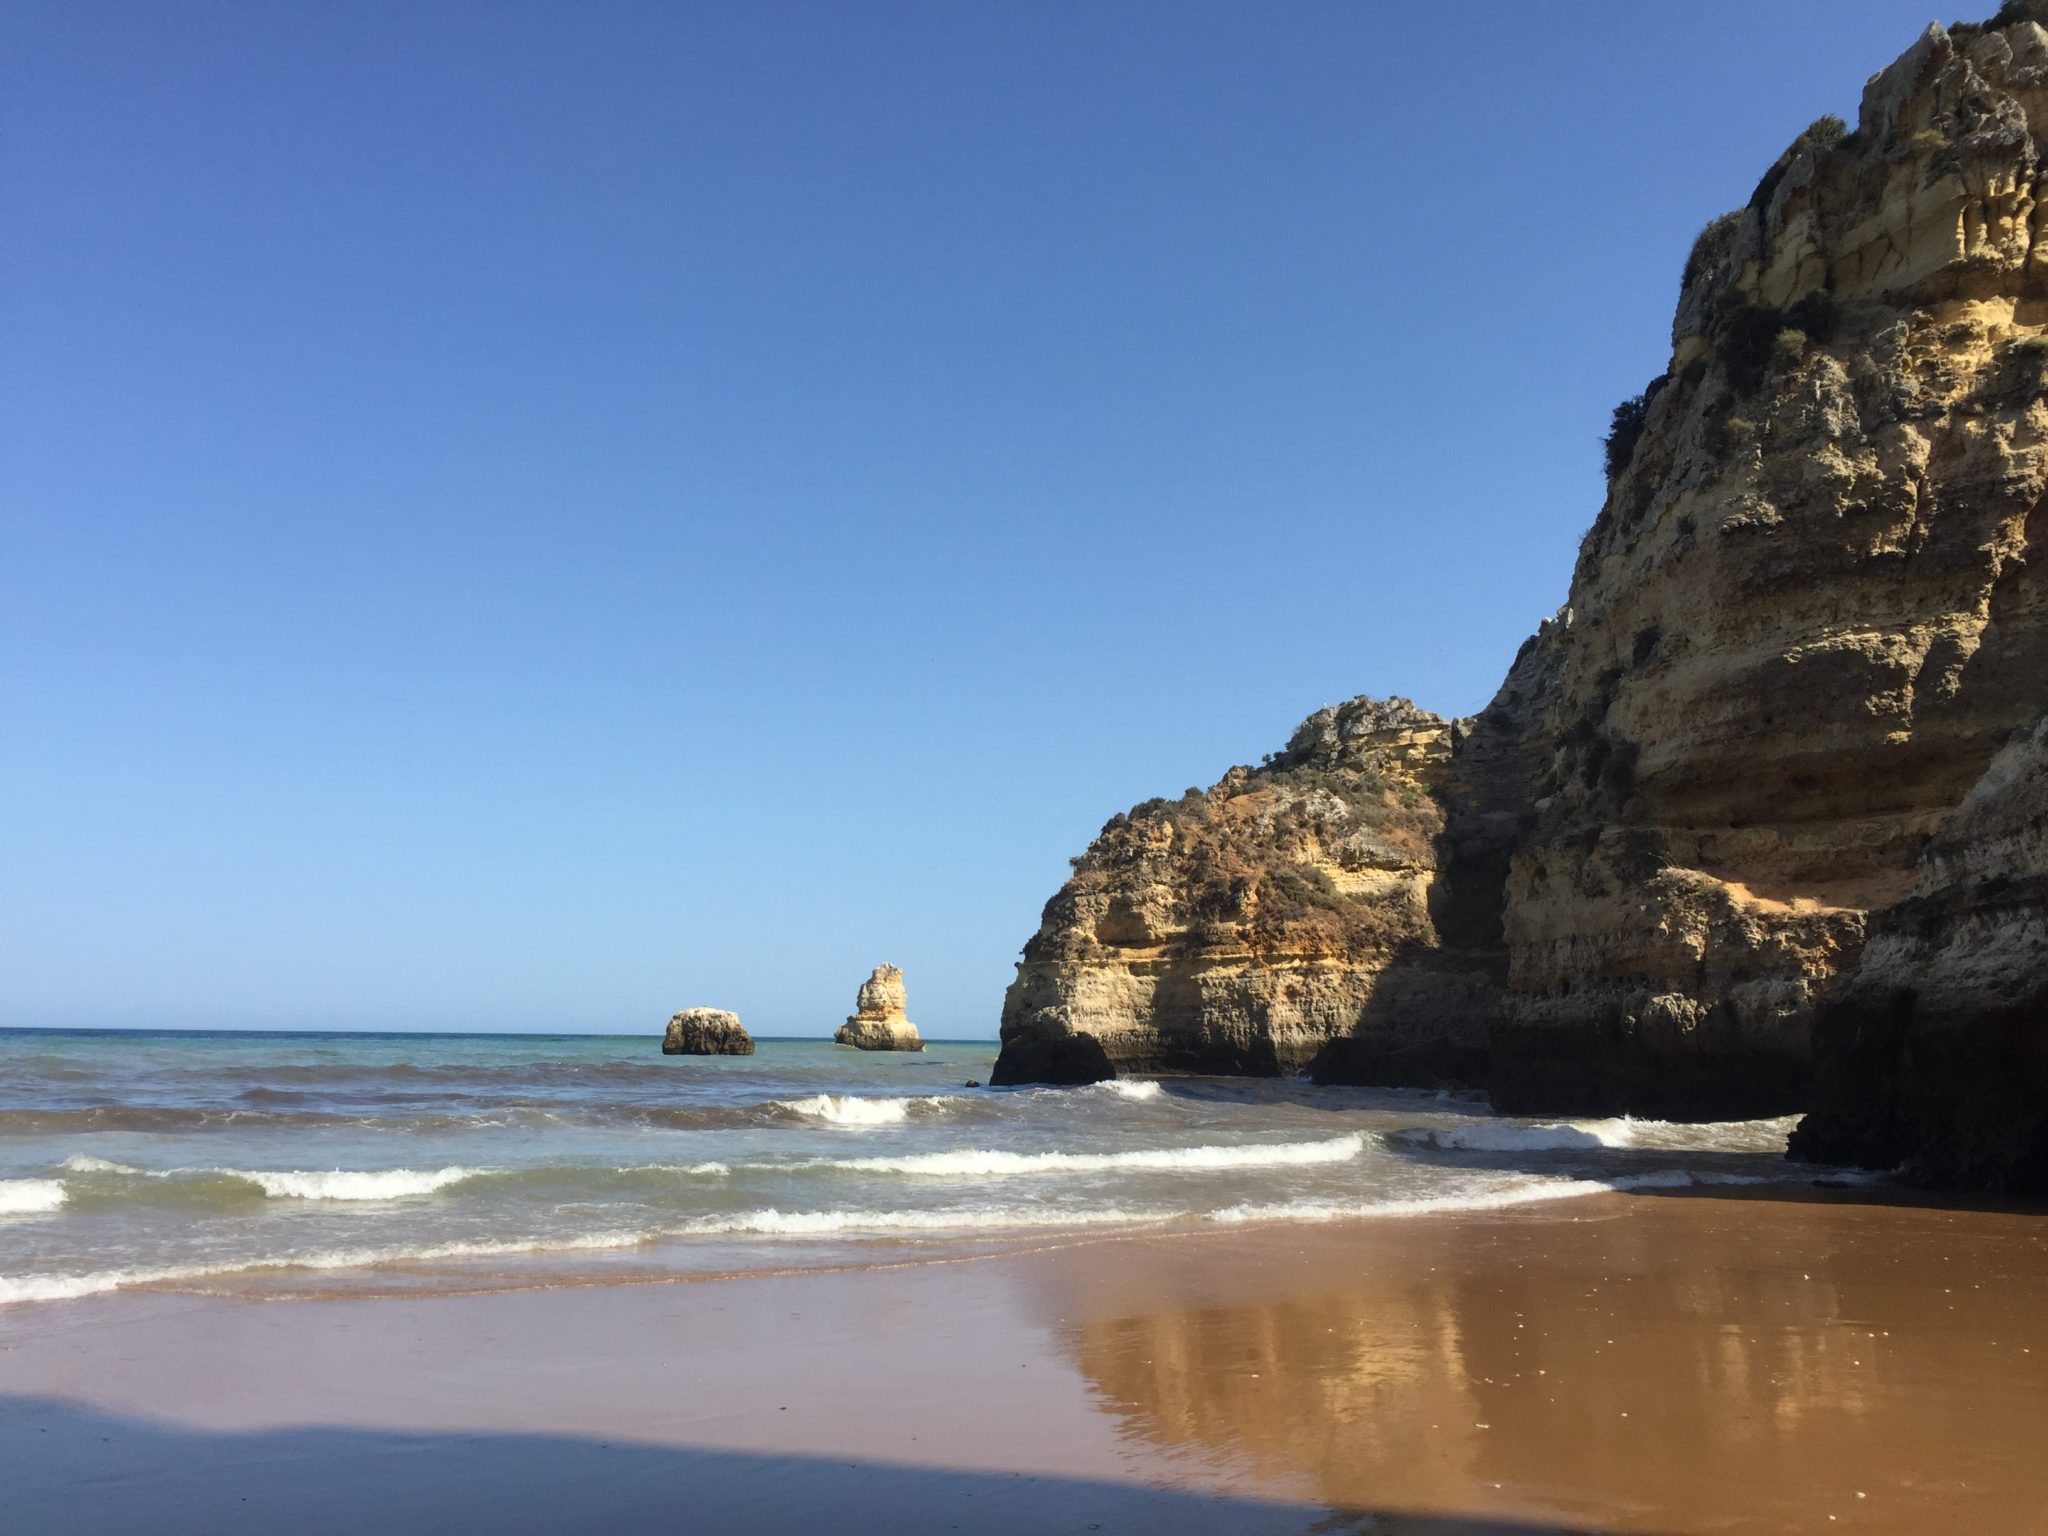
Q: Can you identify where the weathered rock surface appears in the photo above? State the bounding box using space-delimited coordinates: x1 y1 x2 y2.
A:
1490 15 2048 1116
996 15 2048 1147
662 1008 754 1056
1790 713 2048 1190
835 964 924 1051
994 698 1514 1085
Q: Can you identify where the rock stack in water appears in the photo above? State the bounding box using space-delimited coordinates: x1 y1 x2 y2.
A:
662 1008 755 1056
835 964 924 1051
993 12 2048 1190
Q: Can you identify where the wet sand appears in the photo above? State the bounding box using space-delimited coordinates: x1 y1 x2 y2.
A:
2 1190 2045 1534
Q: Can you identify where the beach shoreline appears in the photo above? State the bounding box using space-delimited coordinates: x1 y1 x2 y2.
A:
5 1187 2045 1535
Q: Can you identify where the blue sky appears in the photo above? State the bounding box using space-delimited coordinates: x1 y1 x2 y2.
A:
3 1 1948 1035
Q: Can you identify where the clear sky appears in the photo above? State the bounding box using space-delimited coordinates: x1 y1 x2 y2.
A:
3 1 1950 1036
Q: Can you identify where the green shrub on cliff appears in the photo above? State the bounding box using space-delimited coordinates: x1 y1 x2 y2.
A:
1603 394 1649 480
1952 1 2048 39
1683 210 1743 288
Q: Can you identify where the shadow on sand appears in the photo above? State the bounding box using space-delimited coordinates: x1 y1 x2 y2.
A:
0 1393 1620 1536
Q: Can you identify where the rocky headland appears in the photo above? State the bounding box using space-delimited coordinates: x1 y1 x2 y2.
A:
995 11 2048 1188
993 693 1544 1086
662 1008 755 1056
835 964 924 1051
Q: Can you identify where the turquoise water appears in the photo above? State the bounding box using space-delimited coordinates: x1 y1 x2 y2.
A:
0 1029 1818 1305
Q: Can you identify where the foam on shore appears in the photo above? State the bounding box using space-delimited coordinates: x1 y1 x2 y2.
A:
808 1133 1367 1179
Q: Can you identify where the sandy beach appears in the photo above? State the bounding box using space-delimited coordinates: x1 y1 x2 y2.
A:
5 1187 2044 1535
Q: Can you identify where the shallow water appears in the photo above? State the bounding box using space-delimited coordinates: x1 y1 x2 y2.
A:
0 1028 1827 1304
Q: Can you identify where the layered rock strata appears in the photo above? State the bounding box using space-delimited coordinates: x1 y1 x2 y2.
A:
996 14 2048 1151
835 964 924 1051
994 698 1521 1085
1490 15 2048 1116
662 1008 754 1056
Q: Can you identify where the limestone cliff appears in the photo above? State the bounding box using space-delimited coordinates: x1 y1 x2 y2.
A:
1490 14 2048 1115
992 696 1536 1085
836 964 924 1051
1790 713 2048 1190
995 12 2048 1152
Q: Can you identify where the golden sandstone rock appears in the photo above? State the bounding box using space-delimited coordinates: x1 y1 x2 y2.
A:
835 964 924 1051
999 12 2047 1187
993 696 1539 1085
1492 14 2048 1123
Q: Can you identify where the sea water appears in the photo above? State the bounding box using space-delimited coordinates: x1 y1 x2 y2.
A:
0 1028 1821 1305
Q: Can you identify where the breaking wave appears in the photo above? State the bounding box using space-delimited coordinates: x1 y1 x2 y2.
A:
45 1160 737 1207
232 1167 482 1201
1406 1119 1639 1152
771 1094 958 1126
1090 1080 1163 1101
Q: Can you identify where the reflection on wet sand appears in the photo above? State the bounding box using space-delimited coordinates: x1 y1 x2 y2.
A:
1027 1194 2048 1533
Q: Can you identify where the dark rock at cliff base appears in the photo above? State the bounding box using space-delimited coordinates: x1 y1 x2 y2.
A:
1488 1019 1811 1121
988 1030 1114 1086
1790 716 2048 1193
663 1009 754 1056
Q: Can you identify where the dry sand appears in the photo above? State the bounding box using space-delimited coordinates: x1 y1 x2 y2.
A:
2 1188 2045 1534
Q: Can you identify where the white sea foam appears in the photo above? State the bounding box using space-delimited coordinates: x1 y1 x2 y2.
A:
1212 1168 1704 1225
773 1094 955 1126
1412 1119 1638 1152
0 1206 1165 1306
1405 1114 1802 1156
1618 1115 1802 1153
618 1161 731 1177
1091 1080 1163 1101
0 1228 658 1307
0 1180 67 1216
810 1133 1367 1179
230 1167 482 1201
678 1204 1175 1237
59 1155 141 1175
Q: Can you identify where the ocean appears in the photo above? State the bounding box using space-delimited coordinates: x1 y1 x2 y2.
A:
0 1028 1824 1306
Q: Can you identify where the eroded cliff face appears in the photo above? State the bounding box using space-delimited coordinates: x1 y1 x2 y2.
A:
993 697 1525 1085
996 15 2048 1142
1790 713 2048 1189
1492 18 2048 1115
